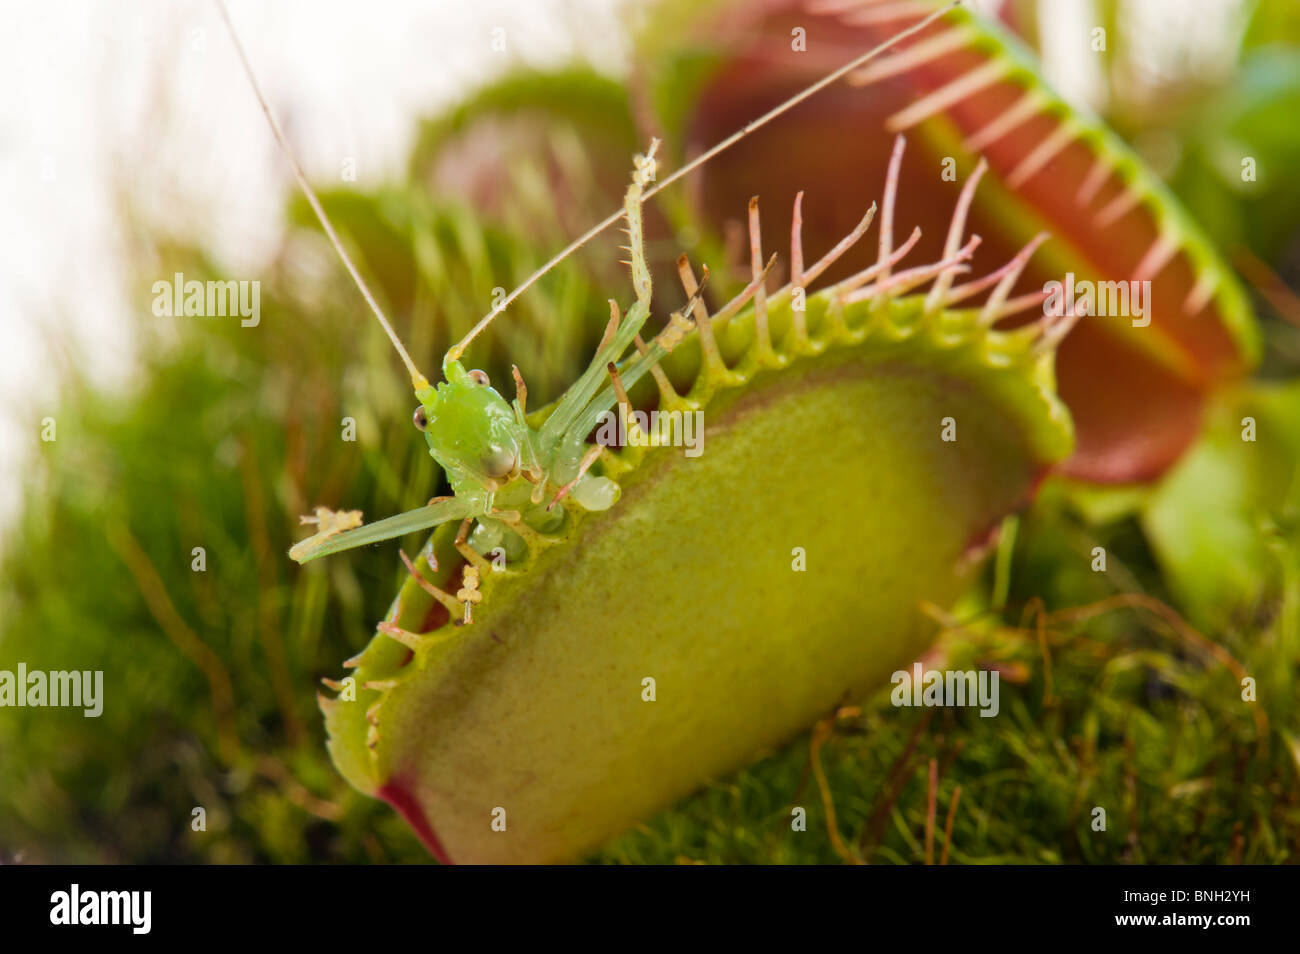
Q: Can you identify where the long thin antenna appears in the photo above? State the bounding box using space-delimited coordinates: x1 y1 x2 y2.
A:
215 0 430 390
448 0 962 361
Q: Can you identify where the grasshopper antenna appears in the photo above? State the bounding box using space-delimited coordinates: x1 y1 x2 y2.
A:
448 0 963 362
214 0 430 390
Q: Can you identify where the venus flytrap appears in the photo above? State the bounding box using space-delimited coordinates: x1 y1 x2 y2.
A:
648 0 1261 484
316 150 1076 863
221 0 1080 862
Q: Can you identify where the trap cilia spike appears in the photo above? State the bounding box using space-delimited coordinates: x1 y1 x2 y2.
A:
219 0 1078 862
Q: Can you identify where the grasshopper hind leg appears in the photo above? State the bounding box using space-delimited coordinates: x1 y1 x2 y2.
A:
538 144 659 466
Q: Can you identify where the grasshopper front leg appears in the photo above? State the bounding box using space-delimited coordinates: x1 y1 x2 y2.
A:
289 496 477 563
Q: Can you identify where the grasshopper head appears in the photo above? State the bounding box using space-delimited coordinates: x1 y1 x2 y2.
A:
413 360 520 489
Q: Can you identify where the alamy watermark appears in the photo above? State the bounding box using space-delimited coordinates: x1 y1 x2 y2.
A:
594 408 704 457
890 662 999 718
50 884 150 934
0 664 103 717
152 272 260 327
1044 272 1152 327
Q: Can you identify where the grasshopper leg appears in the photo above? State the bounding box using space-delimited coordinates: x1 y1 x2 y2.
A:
538 145 659 453
510 365 544 481
289 496 475 563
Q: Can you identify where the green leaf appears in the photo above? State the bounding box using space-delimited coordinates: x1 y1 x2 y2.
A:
1142 381 1300 630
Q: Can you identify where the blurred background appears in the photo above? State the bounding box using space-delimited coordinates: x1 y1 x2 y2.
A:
2 0 1298 864
0 0 632 527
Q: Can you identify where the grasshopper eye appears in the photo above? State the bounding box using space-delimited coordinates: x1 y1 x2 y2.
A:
468 369 490 387
413 406 429 431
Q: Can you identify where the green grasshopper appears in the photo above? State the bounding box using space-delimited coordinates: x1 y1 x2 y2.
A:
283 140 710 570
283 129 785 574
216 0 960 574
